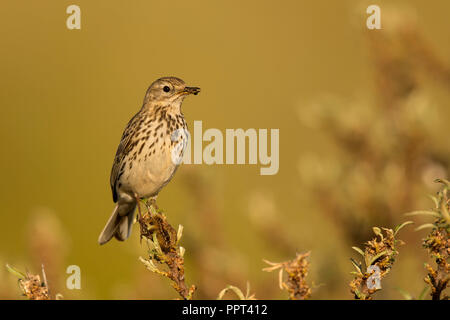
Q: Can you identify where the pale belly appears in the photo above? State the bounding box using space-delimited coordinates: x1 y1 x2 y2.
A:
120 142 182 199
130 155 177 198
116 126 188 200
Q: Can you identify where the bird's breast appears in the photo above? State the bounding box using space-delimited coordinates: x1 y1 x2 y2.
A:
116 109 188 199
123 135 184 198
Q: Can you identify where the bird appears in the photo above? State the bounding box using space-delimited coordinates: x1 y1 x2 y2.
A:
98 77 200 245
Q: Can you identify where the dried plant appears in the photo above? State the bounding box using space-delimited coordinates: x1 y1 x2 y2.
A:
263 252 312 300
217 283 256 300
5 264 62 300
406 179 449 300
349 222 412 300
138 202 196 300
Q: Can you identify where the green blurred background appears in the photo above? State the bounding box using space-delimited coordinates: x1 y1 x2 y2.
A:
0 0 449 299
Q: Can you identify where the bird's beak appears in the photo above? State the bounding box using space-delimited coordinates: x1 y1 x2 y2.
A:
181 87 201 96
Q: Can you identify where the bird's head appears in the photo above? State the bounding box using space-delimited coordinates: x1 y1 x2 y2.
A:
144 77 200 107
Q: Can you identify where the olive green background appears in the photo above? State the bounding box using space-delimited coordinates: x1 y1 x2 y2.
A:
0 0 449 299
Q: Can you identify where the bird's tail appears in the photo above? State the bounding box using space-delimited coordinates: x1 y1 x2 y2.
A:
98 202 136 245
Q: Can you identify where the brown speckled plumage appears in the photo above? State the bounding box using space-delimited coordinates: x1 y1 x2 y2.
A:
98 77 200 245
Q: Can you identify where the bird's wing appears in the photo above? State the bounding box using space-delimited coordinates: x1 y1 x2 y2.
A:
110 111 143 202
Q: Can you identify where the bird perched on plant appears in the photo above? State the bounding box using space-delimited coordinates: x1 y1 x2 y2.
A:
98 77 200 245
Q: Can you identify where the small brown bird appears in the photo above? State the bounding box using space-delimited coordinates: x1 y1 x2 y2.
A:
98 77 200 245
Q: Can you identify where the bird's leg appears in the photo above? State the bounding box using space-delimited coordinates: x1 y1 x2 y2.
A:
135 194 143 219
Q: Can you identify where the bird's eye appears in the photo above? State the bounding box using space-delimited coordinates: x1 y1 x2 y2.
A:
163 86 171 93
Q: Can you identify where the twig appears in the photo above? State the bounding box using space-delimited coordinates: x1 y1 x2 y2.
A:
263 252 312 300
6 264 50 300
349 222 411 300
138 203 196 299
407 179 449 300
